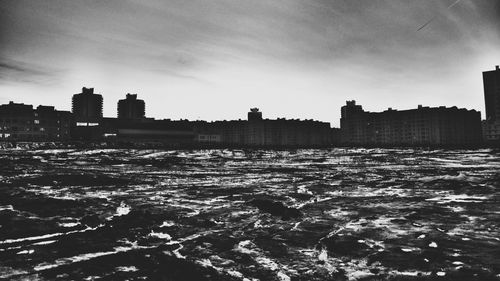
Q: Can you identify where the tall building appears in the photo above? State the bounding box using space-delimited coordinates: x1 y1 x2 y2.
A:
483 65 500 121
340 101 482 146
482 66 500 143
248 108 263 121
117 94 145 119
72 87 103 125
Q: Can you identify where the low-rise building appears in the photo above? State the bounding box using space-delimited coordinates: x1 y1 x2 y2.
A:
0 102 72 141
194 109 334 147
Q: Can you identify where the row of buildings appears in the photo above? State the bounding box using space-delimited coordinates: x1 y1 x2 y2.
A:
339 65 499 146
0 66 499 147
0 102 72 141
71 88 339 147
0 87 338 147
340 101 481 146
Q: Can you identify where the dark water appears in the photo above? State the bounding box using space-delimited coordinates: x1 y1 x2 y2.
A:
0 148 499 281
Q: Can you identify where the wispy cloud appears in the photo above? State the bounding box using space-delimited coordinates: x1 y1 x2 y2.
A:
0 58 61 85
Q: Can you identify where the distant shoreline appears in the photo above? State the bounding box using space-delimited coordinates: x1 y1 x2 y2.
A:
0 141 497 150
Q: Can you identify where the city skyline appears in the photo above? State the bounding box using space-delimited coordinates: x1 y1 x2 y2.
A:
1 1 500 126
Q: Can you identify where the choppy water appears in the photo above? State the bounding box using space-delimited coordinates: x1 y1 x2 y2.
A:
0 148 499 281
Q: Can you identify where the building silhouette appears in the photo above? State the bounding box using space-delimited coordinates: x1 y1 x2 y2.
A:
248 108 263 121
71 87 104 140
72 87 103 125
482 65 500 143
0 102 72 141
117 94 145 119
35 105 72 140
192 109 335 147
340 101 482 146
1 75 492 147
483 65 500 121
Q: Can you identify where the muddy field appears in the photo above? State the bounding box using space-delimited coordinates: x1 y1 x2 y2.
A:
0 148 499 280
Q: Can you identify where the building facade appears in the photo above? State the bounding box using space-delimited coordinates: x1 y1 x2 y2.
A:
117 94 145 119
340 101 482 146
0 102 72 141
193 109 334 147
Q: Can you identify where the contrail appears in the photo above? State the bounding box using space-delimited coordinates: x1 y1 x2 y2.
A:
417 0 462 31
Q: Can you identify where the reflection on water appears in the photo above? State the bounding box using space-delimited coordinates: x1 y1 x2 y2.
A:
0 148 499 280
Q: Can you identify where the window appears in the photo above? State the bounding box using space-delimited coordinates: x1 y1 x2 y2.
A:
34 120 40 124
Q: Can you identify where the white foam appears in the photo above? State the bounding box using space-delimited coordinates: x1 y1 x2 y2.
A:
0 205 14 211
149 231 171 240
395 270 429 277
17 249 34 255
32 240 56 245
318 248 328 261
0 267 29 279
420 172 480 182
139 151 172 159
116 266 138 272
291 221 301 231
35 243 153 271
160 221 175 227
0 226 99 245
235 240 291 281
106 202 131 221
401 247 419 252
58 222 80 228
429 242 438 248
254 220 263 228
426 194 488 204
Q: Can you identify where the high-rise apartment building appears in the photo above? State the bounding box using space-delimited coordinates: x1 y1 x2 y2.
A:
117 94 145 119
72 87 103 125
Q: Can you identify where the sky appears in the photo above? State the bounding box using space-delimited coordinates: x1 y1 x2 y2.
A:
1 0 499 126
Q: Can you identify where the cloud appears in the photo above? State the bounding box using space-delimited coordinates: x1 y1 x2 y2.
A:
0 0 499 123
0 57 61 85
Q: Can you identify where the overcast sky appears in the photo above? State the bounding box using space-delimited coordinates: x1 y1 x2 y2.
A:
1 0 499 126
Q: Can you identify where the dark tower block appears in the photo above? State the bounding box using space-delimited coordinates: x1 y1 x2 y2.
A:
248 108 263 121
482 66 500 144
71 87 103 125
483 65 500 122
117 94 145 119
